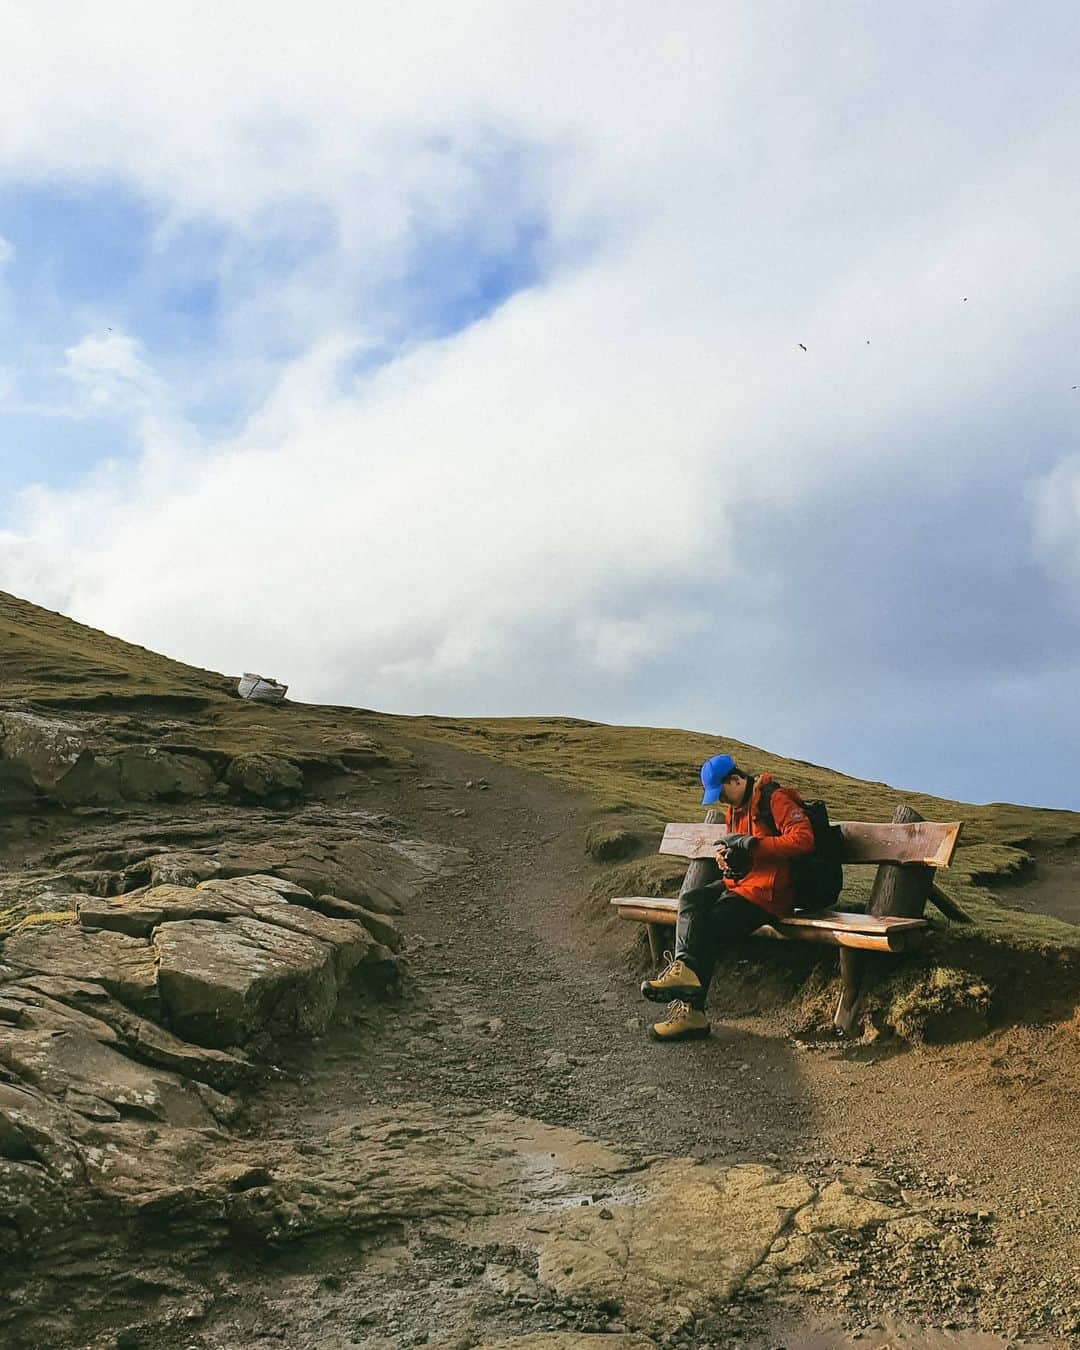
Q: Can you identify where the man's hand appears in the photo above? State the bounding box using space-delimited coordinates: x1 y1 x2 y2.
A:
714 833 756 880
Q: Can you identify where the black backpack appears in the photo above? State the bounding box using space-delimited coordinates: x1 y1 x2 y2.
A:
757 781 844 912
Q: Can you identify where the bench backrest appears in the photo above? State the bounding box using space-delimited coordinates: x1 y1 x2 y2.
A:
659 820 962 869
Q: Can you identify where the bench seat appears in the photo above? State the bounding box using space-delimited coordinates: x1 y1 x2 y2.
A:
610 896 929 952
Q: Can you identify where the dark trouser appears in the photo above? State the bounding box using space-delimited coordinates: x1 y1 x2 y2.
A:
674 884 771 1000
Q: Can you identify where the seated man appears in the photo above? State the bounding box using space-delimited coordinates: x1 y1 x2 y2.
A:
641 753 814 1042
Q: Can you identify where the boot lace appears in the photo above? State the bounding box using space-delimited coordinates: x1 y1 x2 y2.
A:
656 951 681 979
664 999 692 1021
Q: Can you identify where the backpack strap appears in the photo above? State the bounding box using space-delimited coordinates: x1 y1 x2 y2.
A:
756 780 807 836
756 779 779 835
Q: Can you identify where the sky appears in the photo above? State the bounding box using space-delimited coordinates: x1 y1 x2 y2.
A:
2 3 1080 810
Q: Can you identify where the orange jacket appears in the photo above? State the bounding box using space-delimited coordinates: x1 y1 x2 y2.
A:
723 773 814 917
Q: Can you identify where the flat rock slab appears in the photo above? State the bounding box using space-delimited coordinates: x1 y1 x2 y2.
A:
505 1159 815 1328
242 904 373 982
3 925 159 1015
196 876 383 974
197 874 316 906
475 1338 655 1350
200 876 402 953
10 975 252 1091
0 1026 228 1131
208 834 465 915
77 885 250 938
0 1077 86 1179
135 851 223 888
0 711 87 790
153 916 338 1048
0 981 127 1046
201 1104 932 1336
310 895 403 951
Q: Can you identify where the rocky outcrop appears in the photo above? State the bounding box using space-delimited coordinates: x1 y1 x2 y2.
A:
0 710 393 808
116 747 217 801
0 710 214 807
0 711 88 794
0 813 466 1263
74 884 251 936
22 803 468 918
6 975 252 1089
225 752 303 800
0 882 390 1252
154 916 337 1047
210 838 418 913
69 873 399 1046
138 851 223 888
4 925 161 1014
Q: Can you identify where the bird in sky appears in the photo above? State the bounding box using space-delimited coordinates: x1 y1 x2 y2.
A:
798 343 807 351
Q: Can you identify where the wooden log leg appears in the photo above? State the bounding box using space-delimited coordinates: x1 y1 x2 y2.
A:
834 946 864 1036
646 923 665 965
929 882 974 924
868 803 934 920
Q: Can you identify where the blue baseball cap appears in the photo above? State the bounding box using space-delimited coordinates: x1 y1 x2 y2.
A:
700 753 738 804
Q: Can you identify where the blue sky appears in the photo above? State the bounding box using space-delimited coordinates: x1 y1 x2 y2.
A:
2 3 1080 810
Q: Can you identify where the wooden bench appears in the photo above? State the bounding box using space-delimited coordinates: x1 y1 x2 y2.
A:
612 805 966 1034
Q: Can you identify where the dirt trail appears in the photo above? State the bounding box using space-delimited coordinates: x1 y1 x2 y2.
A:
58 739 1080 1348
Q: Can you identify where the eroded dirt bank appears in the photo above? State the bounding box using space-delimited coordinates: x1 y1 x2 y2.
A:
5 738 1074 1349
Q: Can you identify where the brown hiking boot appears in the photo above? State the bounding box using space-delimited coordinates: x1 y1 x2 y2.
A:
648 999 711 1043
640 952 703 1004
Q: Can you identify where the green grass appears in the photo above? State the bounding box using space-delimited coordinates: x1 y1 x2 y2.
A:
0 589 231 704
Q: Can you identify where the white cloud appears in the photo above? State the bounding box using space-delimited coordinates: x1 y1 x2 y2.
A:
576 610 712 677
62 331 158 411
0 234 13 267
0 266 742 700
0 3 738 263
1032 455 1080 592
2 3 1080 806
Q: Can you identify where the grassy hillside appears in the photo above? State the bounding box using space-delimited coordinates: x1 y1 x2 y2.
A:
4 590 1079 955
362 715 1080 950
0 589 232 704
0 590 396 768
